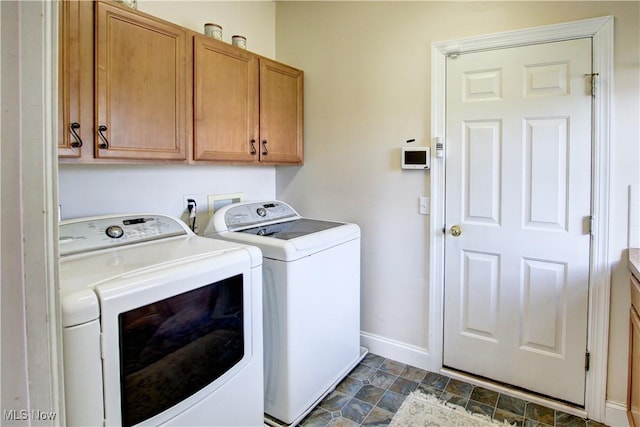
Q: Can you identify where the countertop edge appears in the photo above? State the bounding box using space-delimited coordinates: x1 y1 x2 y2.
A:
630 248 640 279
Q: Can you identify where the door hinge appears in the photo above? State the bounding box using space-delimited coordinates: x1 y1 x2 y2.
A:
585 351 590 371
586 73 599 98
445 45 461 59
434 137 445 158
583 215 594 235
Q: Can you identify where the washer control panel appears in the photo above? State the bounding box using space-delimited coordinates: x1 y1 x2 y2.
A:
59 214 188 256
224 201 298 230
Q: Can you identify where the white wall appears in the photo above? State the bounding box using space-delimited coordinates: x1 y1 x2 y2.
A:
59 164 275 227
274 0 640 410
58 1 278 227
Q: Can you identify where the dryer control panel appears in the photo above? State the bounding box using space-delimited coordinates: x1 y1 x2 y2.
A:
59 214 188 256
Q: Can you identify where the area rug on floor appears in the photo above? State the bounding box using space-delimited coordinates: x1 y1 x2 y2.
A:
389 391 512 427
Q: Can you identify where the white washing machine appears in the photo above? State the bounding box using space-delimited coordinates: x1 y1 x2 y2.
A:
204 201 365 426
59 214 264 427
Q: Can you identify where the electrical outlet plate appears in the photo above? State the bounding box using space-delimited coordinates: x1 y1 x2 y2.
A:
208 193 244 218
183 194 196 210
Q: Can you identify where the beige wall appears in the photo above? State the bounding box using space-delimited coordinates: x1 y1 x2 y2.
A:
138 0 276 58
274 1 640 409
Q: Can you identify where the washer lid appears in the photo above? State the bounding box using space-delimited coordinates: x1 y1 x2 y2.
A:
237 218 342 240
213 221 360 261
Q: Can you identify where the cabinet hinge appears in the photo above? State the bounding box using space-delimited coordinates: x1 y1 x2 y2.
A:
585 351 590 371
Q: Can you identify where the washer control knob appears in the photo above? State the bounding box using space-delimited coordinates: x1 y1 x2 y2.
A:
256 207 267 217
105 225 124 239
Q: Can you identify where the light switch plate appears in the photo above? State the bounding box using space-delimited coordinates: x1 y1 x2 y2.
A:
419 196 429 215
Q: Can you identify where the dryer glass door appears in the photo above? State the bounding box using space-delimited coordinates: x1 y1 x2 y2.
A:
118 274 244 426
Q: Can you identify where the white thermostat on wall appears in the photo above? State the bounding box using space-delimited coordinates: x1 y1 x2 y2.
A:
402 146 430 170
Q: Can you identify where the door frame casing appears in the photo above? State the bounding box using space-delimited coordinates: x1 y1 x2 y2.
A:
428 16 613 422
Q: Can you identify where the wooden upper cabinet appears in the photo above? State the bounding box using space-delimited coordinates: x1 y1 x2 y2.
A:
193 35 259 163
630 273 640 427
193 38 303 165
95 1 189 160
259 58 304 165
59 1 302 165
58 0 93 158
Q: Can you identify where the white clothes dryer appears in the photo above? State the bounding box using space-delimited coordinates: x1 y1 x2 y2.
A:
204 201 365 426
59 214 264 427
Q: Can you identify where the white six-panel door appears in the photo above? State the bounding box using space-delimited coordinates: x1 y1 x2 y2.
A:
443 38 592 405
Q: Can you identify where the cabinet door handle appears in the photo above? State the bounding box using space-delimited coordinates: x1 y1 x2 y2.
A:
262 140 268 156
98 125 109 149
249 139 257 155
69 122 83 148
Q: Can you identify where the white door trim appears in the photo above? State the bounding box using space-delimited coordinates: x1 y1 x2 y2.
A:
429 16 613 422
2 0 62 421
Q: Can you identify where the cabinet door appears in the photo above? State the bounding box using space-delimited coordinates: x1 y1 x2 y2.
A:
95 2 188 160
630 305 640 427
58 0 93 158
259 58 304 165
193 36 259 163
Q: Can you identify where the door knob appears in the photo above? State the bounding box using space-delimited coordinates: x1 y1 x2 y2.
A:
449 224 462 237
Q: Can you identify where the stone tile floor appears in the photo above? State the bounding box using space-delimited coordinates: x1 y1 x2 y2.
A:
299 353 610 427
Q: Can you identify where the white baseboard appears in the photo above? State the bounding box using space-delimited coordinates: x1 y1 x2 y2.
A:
605 400 629 427
360 331 433 371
